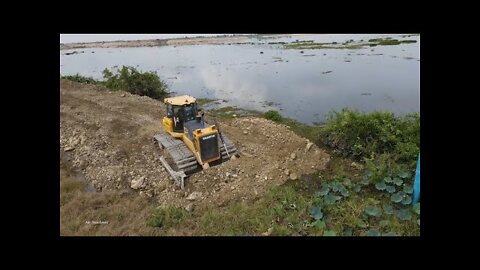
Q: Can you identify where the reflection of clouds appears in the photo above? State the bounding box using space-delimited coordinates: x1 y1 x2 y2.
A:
199 67 268 104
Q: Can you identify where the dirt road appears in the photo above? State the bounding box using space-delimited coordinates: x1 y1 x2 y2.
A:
60 79 330 211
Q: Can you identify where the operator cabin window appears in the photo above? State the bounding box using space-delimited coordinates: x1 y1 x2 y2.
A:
184 104 195 121
167 104 173 117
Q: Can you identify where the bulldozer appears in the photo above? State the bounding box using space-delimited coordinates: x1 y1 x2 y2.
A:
154 95 238 189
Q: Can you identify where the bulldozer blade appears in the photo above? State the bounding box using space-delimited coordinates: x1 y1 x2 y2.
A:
160 156 186 189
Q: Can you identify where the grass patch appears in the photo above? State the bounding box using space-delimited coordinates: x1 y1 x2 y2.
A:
284 37 417 50
61 74 99 84
196 98 217 106
60 161 162 236
207 106 263 119
147 207 191 229
199 185 312 236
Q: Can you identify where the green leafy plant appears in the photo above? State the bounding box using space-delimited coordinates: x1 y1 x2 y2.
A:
367 228 381 236
391 193 403 203
365 205 382 217
309 206 324 220
264 110 282 122
382 204 394 215
323 230 337 236
102 66 169 99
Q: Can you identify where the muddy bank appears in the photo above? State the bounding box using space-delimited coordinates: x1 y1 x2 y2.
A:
60 35 257 51
60 79 330 211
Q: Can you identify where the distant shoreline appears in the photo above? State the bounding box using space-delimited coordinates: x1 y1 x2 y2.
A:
59 34 291 51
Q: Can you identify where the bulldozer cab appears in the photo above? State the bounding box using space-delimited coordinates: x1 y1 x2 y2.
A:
165 95 198 133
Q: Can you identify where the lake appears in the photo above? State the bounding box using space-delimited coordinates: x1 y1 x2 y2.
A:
60 34 420 124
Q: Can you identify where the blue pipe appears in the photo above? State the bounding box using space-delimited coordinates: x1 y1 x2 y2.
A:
412 154 420 204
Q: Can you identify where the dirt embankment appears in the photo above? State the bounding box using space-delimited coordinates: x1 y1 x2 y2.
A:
60 79 330 211
60 36 252 51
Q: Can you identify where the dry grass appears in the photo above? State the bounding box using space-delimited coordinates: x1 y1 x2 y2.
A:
60 162 162 236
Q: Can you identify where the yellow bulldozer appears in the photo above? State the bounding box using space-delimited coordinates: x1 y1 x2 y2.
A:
154 95 238 188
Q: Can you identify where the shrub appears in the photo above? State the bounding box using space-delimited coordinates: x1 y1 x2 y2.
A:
264 110 282 122
102 66 169 100
319 108 420 162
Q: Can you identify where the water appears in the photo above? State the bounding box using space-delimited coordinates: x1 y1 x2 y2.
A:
60 34 420 124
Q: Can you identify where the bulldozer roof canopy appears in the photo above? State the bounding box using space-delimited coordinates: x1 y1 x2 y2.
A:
164 95 196 106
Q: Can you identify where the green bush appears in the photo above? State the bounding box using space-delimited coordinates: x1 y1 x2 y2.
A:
264 110 282 122
102 66 169 100
319 108 419 162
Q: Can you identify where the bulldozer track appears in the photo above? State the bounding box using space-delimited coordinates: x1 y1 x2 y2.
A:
154 132 238 188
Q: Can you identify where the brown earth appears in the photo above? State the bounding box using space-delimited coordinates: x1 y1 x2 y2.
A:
60 79 330 212
60 36 252 51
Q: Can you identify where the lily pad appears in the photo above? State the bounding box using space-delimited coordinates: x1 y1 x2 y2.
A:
396 209 412 221
353 184 362 193
382 231 398 236
382 204 394 215
393 177 403 186
384 176 393 183
342 225 353 236
403 185 413 194
313 220 326 229
401 195 412 205
309 206 323 220
360 178 370 186
316 186 330 197
332 182 344 192
324 194 342 205
367 228 381 236
323 230 337 236
357 220 368 228
385 185 396 193
413 203 420 215
379 220 390 227
339 187 350 197
365 205 382 217
391 192 403 203
398 171 412 179
375 181 387 191
343 178 352 187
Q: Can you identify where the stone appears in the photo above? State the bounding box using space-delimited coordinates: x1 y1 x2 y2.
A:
290 153 296 160
130 176 145 190
261 227 273 236
284 169 290 176
289 173 298 180
186 191 203 201
185 203 195 212
65 147 75 152
306 142 314 152
243 131 248 135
